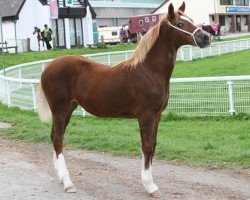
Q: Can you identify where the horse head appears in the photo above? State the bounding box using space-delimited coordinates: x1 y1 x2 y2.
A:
33 27 41 35
161 2 211 48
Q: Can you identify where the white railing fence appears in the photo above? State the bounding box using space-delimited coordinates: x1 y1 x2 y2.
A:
0 38 250 116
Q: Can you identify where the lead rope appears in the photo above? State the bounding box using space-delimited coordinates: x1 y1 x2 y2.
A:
167 21 201 46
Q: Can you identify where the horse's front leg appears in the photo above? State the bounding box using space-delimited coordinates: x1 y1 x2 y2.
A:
138 112 162 198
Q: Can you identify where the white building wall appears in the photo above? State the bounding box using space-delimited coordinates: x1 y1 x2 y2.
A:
1 1 95 51
154 0 215 25
1 0 51 52
2 22 15 43
16 0 51 51
83 6 94 46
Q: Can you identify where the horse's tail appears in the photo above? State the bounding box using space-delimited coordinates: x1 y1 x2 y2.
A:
36 82 52 122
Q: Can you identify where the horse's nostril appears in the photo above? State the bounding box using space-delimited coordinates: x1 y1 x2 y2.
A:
204 35 209 42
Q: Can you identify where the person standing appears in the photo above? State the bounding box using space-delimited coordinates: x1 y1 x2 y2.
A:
43 24 53 50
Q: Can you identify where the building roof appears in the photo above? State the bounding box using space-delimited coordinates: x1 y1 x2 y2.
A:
89 0 164 3
0 0 26 20
0 0 96 21
89 1 160 9
151 0 170 14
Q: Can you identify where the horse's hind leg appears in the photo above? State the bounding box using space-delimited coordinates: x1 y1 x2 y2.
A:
51 102 78 193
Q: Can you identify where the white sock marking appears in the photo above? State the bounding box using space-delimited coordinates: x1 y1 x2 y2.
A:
141 155 159 194
54 153 75 190
53 151 58 175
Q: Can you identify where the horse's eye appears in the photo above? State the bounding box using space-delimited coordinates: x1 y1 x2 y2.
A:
177 23 184 28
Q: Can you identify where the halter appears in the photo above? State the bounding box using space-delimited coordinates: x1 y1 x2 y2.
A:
168 21 201 46
167 11 202 46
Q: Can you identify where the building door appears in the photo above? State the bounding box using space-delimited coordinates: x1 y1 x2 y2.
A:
236 15 241 32
228 16 232 32
69 19 83 47
75 19 83 46
69 19 76 46
51 19 66 48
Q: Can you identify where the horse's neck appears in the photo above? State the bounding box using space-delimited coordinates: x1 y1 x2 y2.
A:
144 32 177 81
37 32 41 40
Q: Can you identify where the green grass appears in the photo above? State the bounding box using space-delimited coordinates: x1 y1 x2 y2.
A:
0 44 136 69
212 34 250 42
1 104 249 168
172 50 250 77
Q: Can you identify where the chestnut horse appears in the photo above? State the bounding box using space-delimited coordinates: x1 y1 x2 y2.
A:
36 2 210 197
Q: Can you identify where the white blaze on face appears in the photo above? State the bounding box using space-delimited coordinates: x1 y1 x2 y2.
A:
180 15 194 25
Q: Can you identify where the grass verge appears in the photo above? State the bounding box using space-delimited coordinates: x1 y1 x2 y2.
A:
0 104 249 168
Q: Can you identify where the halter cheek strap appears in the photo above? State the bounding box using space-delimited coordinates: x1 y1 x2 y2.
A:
168 21 201 46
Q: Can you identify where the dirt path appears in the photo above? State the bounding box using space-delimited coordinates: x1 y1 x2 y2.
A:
0 135 249 200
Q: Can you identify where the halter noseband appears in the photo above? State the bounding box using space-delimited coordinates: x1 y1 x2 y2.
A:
167 21 201 46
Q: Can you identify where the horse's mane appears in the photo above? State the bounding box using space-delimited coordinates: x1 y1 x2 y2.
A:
125 19 163 69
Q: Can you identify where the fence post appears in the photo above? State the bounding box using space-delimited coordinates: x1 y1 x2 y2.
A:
19 67 22 86
125 52 128 60
189 46 193 61
31 83 37 110
42 62 45 72
200 48 203 58
108 53 111 66
218 44 221 55
6 80 11 106
227 81 235 115
81 108 87 117
180 47 184 61
18 67 22 79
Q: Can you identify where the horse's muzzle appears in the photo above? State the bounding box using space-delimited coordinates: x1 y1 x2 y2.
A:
194 30 211 48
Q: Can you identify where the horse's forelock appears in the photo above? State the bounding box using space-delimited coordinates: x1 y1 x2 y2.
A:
178 11 194 23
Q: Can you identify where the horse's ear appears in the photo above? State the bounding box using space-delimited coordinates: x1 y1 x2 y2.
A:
168 3 175 20
178 2 185 12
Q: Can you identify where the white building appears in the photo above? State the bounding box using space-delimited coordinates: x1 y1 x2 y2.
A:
153 0 250 33
89 0 160 27
0 0 96 52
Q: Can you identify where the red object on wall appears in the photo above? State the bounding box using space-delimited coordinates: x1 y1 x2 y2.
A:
50 0 58 19
127 14 161 34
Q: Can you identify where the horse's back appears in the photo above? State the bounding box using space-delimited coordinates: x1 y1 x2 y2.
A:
40 55 101 107
40 55 134 117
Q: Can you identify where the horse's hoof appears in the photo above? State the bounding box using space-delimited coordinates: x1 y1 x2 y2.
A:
65 185 77 193
149 190 162 198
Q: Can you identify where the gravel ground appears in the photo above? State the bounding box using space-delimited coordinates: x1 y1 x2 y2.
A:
0 123 249 200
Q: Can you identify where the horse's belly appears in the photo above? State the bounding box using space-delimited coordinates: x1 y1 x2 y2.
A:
78 96 136 119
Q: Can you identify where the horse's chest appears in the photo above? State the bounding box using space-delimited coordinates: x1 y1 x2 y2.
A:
145 89 169 114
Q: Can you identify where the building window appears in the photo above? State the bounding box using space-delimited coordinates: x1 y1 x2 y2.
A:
112 31 118 36
243 15 248 25
145 17 149 23
58 19 66 47
51 19 66 48
139 20 143 26
220 0 233 5
235 0 249 5
75 19 83 46
152 16 156 22
219 15 225 26
69 18 83 47
69 19 76 46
